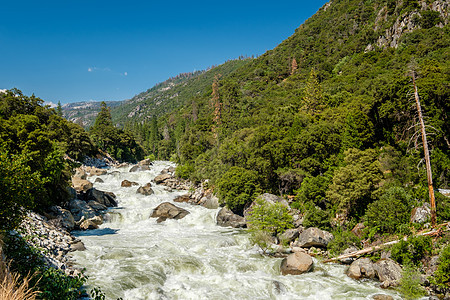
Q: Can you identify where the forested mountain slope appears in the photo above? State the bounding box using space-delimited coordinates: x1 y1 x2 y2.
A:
138 0 449 227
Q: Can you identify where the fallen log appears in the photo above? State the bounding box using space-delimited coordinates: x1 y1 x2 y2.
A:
323 222 449 263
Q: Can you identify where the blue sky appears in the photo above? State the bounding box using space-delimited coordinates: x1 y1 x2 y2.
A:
0 1 328 104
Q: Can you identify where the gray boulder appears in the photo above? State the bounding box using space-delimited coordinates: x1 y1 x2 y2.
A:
410 203 431 223
280 252 313 275
278 228 301 244
374 259 402 288
129 165 150 172
296 227 334 248
50 206 75 230
79 219 99 230
174 194 191 203
138 158 153 166
87 200 107 211
84 188 117 207
347 258 376 279
244 193 289 219
201 194 219 209
339 246 359 264
137 183 154 196
216 207 247 228
150 202 190 223
69 199 97 221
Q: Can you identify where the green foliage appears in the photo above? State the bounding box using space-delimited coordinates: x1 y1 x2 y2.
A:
399 263 427 300
216 166 261 215
0 150 44 231
326 148 382 219
436 191 450 223
365 186 412 234
301 203 332 231
247 198 293 236
249 230 275 254
391 235 432 266
432 244 450 288
175 163 195 179
3 232 86 299
90 102 145 162
327 229 361 256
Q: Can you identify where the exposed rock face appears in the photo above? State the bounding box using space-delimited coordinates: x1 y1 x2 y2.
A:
121 179 139 187
296 227 334 248
137 183 154 196
216 207 247 228
85 166 107 176
410 203 431 223
154 173 173 184
280 252 314 275
150 202 190 223
347 258 376 279
374 259 402 288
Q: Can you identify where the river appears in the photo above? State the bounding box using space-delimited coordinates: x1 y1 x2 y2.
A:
71 161 401 300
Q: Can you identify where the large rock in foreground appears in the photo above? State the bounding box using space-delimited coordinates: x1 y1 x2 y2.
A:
280 252 314 275
374 259 402 288
150 202 190 223
296 227 334 248
347 258 376 279
216 207 247 228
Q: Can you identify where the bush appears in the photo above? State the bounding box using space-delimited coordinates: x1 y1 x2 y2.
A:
247 198 293 236
327 229 361 256
175 163 195 179
365 186 411 234
302 203 332 231
399 263 427 300
432 244 450 288
216 166 261 215
391 235 432 266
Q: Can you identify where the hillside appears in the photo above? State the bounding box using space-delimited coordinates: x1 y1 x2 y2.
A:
128 0 449 229
62 100 123 129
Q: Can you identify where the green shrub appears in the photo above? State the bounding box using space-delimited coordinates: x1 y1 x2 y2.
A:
437 191 450 223
216 166 261 215
399 263 427 300
302 204 332 231
249 230 275 254
175 163 195 179
328 229 361 256
432 244 450 288
365 186 411 234
391 235 432 266
247 198 293 236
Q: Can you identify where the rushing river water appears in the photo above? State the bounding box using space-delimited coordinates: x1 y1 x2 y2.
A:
71 161 401 300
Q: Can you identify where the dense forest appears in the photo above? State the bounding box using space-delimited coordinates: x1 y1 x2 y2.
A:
117 0 449 232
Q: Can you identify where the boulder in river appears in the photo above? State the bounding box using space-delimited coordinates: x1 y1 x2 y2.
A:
49 206 75 231
138 158 153 166
79 219 99 230
121 179 139 187
374 259 402 288
69 199 98 221
72 177 93 192
280 252 313 275
296 227 334 248
278 228 301 244
129 165 150 172
150 202 190 223
347 258 376 279
174 194 191 203
154 173 173 184
83 188 117 207
216 207 247 228
137 183 154 196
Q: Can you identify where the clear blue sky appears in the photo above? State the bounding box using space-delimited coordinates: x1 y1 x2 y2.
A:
0 1 328 104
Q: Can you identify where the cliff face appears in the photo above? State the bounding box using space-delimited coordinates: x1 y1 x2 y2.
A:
367 0 449 50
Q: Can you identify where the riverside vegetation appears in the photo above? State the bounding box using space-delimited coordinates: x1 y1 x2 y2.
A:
1 0 450 298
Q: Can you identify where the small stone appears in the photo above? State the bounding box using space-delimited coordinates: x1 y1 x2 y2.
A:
121 180 139 187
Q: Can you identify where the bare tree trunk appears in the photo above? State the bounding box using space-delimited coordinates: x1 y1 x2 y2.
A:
412 74 436 226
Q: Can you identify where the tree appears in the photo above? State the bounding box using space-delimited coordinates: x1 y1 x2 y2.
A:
302 68 325 114
56 101 63 117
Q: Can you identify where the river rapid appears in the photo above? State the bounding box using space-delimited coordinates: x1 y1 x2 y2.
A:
71 161 401 300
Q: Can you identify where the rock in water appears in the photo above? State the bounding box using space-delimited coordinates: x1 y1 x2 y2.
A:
347 258 376 279
153 173 173 184
296 227 334 248
137 183 154 196
216 207 247 228
374 259 402 288
150 202 190 223
280 252 313 275
121 180 139 187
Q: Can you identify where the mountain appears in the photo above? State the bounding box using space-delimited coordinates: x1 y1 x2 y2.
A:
62 100 124 129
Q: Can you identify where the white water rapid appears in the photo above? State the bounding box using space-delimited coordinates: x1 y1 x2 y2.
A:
71 161 401 300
